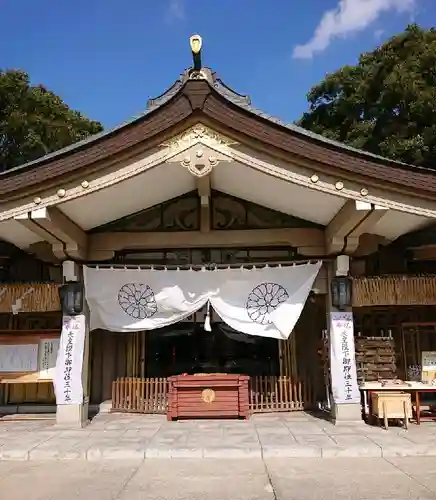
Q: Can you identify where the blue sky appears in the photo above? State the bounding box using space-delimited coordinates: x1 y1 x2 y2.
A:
2 0 434 129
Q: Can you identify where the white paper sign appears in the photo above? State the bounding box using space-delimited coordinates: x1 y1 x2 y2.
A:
54 315 86 405
422 351 436 371
329 311 360 404
38 339 60 379
0 344 38 372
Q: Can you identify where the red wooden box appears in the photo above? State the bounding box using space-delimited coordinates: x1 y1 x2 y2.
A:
167 374 249 421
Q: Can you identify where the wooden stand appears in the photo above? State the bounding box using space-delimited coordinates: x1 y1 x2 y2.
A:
371 391 412 429
167 374 249 421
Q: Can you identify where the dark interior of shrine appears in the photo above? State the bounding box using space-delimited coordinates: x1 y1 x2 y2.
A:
145 322 279 378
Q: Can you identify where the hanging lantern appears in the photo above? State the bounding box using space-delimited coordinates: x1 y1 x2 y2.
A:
331 276 352 310
59 282 84 316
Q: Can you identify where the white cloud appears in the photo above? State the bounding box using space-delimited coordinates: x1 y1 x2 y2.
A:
167 0 185 21
293 0 416 59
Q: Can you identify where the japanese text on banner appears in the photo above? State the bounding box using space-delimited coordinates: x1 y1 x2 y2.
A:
53 315 85 405
329 311 360 404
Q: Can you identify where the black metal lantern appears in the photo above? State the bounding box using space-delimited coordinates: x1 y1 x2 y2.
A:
59 282 84 316
330 276 352 310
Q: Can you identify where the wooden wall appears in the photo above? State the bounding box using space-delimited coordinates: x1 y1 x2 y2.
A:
90 330 129 404
5 383 55 405
0 312 61 406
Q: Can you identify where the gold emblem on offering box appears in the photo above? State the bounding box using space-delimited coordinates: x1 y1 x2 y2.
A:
201 388 216 404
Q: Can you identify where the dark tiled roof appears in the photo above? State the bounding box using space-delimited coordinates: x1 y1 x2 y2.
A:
212 76 419 171
1 66 420 179
2 66 436 201
0 73 186 178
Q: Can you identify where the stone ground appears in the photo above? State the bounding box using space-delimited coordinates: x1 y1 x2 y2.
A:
2 411 436 460
3 457 436 499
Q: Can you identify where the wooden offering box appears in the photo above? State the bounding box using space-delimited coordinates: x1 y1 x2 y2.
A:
167 374 249 421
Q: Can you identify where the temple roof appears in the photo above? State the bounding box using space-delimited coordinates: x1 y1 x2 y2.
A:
1 59 436 201
0 66 418 173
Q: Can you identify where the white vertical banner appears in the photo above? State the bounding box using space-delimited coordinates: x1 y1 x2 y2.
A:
329 311 360 404
54 315 86 405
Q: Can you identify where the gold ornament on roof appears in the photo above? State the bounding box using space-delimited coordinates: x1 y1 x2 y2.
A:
190 34 202 56
189 34 206 79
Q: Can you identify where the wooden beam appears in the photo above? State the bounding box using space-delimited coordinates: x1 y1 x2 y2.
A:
88 228 325 260
325 200 388 254
353 233 390 257
27 241 59 263
197 176 211 232
410 245 436 261
197 175 211 203
15 207 88 260
14 213 59 245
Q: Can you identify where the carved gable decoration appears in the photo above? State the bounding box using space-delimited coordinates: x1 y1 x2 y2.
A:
211 192 320 230
91 191 320 233
161 124 236 154
92 192 200 233
161 124 235 178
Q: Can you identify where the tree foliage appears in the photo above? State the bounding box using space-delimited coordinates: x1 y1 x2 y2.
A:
298 24 436 167
0 69 103 172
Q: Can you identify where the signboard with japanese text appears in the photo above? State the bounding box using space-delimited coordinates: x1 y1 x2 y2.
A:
53 315 85 405
0 344 38 373
422 351 436 384
329 311 360 404
38 339 60 380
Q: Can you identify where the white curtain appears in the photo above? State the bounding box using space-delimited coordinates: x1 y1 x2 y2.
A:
84 262 321 339
210 262 321 339
84 267 210 332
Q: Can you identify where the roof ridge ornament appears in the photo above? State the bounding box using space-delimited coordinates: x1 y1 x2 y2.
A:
190 34 202 70
188 34 208 81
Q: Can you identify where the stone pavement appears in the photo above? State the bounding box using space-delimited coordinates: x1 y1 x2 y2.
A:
2 411 436 460
2 458 436 499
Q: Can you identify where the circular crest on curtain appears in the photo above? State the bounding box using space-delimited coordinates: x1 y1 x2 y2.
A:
118 283 158 319
246 282 289 325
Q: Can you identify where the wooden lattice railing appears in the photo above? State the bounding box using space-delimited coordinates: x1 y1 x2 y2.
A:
111 377 169 414
111 375 315 414
249 376 315 413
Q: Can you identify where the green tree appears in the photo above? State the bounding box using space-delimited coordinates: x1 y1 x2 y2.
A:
298 24 436 167
0 69 103 171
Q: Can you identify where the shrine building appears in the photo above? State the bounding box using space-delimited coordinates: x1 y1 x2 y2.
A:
1 36 436 426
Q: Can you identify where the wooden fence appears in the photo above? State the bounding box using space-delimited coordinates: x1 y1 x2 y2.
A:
111 375 315 414
249 376 314 413
111 377 169 414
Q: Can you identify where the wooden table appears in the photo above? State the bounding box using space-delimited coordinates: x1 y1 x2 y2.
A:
167 374 249 421
361 382 436 425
